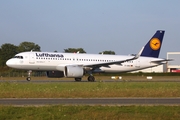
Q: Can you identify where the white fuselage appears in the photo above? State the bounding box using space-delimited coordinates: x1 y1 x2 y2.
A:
6 52 163 73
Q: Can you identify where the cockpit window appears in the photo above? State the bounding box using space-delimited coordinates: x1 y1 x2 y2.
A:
13 56 23 59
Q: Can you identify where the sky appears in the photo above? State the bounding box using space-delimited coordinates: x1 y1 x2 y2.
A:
0 0 180 58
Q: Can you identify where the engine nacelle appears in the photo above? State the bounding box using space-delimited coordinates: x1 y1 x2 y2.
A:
64 65 84 78
46 71 64 78
47 65 84 78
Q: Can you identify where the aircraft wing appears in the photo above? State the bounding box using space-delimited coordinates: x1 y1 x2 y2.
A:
84 56 136 67
84 46 144 68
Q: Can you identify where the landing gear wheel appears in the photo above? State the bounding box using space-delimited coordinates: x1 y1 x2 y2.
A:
88 76 95 82
26 70 32 81
75 78 82 82
26 77 31 81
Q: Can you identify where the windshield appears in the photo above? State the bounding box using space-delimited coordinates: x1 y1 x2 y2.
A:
13 56 23 59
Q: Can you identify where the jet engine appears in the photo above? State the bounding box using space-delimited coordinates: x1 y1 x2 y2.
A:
47 65 85 78
64 65 84 78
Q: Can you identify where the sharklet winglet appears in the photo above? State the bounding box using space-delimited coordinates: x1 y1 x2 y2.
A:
134 46 144 59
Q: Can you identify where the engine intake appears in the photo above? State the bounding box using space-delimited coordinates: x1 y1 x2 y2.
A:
47 65 84 78
64 65 84 78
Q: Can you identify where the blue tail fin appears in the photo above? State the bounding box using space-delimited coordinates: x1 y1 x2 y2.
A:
140 30 165 58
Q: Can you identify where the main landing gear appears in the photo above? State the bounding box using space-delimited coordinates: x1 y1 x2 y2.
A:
87 75 95 82
87 72 95 82
26 70 32 81
74 75 95 82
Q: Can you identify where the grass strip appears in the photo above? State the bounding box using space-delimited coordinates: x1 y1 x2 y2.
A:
0 105 180 120
0 82 180 98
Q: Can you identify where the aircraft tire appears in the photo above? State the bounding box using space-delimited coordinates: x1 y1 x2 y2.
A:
88 76 95 82
26 77 31 81
75 78 82 82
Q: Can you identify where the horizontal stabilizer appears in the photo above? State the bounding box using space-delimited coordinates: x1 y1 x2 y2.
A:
151 59 173 64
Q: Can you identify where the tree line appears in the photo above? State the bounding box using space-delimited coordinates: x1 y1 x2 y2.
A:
0 41 115 71
0 42 40 68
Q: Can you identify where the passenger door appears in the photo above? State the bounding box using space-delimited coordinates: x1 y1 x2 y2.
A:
29 53 35 64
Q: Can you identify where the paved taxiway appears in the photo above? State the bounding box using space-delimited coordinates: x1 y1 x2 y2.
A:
0 98 180 106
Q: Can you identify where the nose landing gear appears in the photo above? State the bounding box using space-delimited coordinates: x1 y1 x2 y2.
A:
26 70 32 81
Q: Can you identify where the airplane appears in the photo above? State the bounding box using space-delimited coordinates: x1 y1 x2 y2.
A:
6 30 169 82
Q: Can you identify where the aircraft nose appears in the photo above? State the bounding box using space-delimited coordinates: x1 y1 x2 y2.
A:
6 59 14 67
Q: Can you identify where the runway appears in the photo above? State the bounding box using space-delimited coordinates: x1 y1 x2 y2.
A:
1 79 180 83
0 98 180 106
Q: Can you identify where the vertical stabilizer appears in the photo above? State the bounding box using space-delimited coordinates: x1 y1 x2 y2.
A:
141 30 165 58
